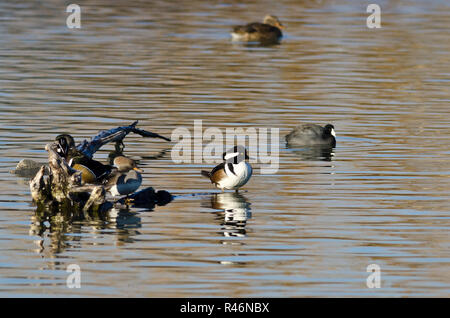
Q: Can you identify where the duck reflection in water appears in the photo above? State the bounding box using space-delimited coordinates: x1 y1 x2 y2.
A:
286 144 335 162
29 205 142 254
207 192 252 238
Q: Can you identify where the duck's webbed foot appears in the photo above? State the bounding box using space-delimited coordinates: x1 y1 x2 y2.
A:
124 196 135 206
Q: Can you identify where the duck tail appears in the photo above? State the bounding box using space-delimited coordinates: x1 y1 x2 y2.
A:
201 170 210 178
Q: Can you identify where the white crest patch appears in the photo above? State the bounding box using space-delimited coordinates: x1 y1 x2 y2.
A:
224 152 240 160
331 129 336 137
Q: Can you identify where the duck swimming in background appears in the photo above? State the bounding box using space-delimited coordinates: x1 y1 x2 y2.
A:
285 124 336 147
201 146 253 193
104 156 143 198
53 121 170 184
231 15 284 43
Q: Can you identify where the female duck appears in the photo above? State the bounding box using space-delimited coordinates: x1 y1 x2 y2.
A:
231 15 284 43
104 156 143 197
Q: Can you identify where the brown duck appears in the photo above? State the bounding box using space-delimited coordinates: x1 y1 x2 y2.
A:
104 156 143 197
231 15 284 43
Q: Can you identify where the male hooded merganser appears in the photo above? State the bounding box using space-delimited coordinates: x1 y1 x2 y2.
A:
201 146 253 193
55 134 112 183
285 124 336 147
104 156 143 197
231 15 284 43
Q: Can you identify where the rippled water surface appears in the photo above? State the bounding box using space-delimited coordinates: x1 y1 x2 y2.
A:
0 0 449 297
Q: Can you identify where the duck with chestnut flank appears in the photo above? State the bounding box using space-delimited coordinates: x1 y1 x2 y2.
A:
201 146 252 193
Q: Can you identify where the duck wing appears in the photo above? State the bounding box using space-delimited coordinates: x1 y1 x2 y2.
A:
233 22 276 34
201 162 226 180
210 162 226 176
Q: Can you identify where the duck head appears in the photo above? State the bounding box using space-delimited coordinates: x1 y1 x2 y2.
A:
323 124 336 138
263 15 284 29
55 134 75 159
113 156 143 173
222 145 250 164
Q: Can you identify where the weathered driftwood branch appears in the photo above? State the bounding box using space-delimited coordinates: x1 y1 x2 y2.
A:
30 166 48 203
76 120 170 160
45 143 82 202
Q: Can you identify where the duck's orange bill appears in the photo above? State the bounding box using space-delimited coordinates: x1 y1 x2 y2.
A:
134 167 144 172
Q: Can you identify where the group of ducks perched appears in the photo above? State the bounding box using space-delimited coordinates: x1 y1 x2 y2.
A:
53 123 336 202
55 134 144 200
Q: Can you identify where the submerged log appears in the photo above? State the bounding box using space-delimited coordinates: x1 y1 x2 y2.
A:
12 159 47 178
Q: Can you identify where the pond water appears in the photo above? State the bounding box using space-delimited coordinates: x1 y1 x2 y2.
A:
0 0 449 297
